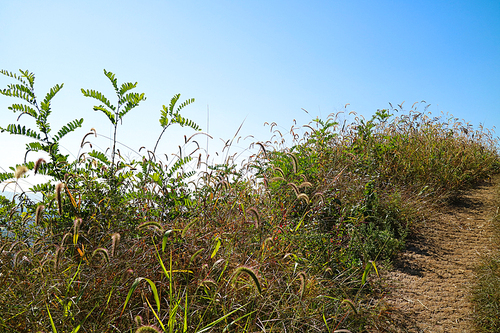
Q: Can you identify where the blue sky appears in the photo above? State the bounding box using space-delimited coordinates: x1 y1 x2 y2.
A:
1 1 499 184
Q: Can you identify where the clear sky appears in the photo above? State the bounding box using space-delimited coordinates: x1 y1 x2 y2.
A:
1 1 499 184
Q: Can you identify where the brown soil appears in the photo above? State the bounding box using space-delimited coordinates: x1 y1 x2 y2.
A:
380 177 499 332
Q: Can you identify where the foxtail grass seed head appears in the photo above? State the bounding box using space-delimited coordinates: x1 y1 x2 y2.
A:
296 193 310 204
111 232 121 257
288 182 300 195
188 248 204 266
273 167 285 177
247 207 260 228
92 248 110 263
0 242 9 255
61 232 72 247
231 266 262 294
198 278 217 292
55 183 65 215
35 204 45 224
287 152 298 173
137 221 164 233
135 326 161 333
13 249 29 267
312 192 325 205
121 268 134 283
54 246 63 270
256 141 268 159
9 240 26 252
270 176 285 183
261 237 273 252
73 218 82 236
34 158 46 174
299 181 313 189
14 165 28 179
298 271 307 300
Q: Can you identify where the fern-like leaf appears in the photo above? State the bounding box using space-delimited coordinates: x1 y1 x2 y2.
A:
0 172 14 182
93 105 116 124
168 94 181 114
118 81 138 96
30 182 54 195
159 94 196 129
18 69 35 88
119 92 145 117
159 105 170 127
167 156 192 178
172 114 200 131
0 69 29 87
1 124 41 140
175 97 195 113
88 150 110 164
53 118 84 142
103 69 119 93
8 103 37 117
25 141 45 152
81 89 116 111
1 84 35 103
41 83 63 112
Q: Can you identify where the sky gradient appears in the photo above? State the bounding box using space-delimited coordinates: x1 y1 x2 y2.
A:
1 1 499 185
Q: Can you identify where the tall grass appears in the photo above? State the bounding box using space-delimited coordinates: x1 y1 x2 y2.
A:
471 191 500 332
1 72 499 332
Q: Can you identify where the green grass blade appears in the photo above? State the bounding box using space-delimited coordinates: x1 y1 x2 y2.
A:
154 243 170 281
323 312 331 333
121 277 160 315
361 262 372 285
145 296 167 332
183 290 188 333
371 260 379 277
195 305 245 333
211 237 221 258
46 303 58 333
222 310 257 332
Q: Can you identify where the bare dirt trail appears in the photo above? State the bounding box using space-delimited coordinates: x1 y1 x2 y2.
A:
381 177 499 332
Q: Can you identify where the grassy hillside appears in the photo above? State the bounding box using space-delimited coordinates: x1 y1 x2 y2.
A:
0 70 499 332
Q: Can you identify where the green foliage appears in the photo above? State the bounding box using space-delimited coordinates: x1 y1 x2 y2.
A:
154 93 199 154
81 69 146 188
1 70 499 332
0 69 84 187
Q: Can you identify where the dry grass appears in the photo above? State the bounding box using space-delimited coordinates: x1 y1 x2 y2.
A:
1 101 499 332
471 190 500 332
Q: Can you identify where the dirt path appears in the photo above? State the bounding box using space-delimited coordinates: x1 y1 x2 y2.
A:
381 177 499 332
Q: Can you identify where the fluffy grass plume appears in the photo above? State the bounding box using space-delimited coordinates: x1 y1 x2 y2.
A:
231 266 262 294
54 246 64 270
35 204 45 224
14 165 28 179
92 247 110 264
34 158 46 174
55 182 64 215
297 271 307 300
135 326 161 333
73 218 82 236
111 232 121 257
137 221 164 233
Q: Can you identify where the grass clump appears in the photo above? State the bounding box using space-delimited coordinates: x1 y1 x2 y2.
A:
0 70 499 332
471 190 500 332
